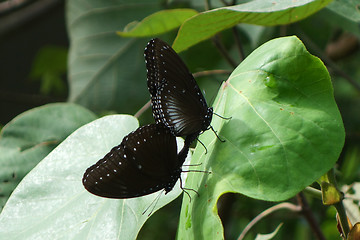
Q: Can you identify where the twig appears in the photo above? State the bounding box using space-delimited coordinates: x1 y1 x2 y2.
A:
0 0 62 36
134 100 151 118
134 70 230 118
238 202 300 240
204 0 211 11
220 0 237 7
220 0 230 6
297 192 326 240
232 27 245 61
0 89 64 105
193 69 231 78
0 0 30 14
212 35 237 68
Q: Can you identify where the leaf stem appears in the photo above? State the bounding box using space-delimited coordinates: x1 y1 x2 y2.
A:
304 186 322 199
134 100 151 118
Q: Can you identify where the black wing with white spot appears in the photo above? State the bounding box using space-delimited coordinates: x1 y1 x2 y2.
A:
82 123 183 198
144 38 213 137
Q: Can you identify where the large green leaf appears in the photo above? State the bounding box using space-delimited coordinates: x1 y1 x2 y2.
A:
325 0 360 37
0 115 188 239
327 0 360 22
117 9 198 37
178 36 345 239
67 0 161 112
173 0 332 52
0 103 96 209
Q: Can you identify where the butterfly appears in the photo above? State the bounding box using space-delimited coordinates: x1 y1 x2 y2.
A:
144 38 214 142
82 123 190 199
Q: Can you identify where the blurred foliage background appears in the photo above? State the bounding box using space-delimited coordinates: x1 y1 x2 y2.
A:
0 0 359 239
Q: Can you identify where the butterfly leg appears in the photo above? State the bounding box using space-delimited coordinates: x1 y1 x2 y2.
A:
213 112 232 120
210 125 226 142
196 138 208 154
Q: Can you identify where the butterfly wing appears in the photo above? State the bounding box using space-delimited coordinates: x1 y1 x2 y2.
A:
82 124 181 198
145 38 213 136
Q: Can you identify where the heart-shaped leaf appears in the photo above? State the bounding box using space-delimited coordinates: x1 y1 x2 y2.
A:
0 115 188 239
177 36 345 239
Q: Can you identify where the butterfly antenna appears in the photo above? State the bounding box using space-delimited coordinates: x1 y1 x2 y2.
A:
210 125 225 142
179 177 193 202
196 137 208 154
183 163 203 167
182 169 212 174
179 177 201 201
142 190 164 216
183 188 199 199
213 112 232 120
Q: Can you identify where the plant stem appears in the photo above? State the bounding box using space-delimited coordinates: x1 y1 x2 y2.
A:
297 192 326 240
327 169 350 238
334 202 350 239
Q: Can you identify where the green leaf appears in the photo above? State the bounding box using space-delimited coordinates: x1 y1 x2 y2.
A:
0 115 188 239
67 0 161 112
29 45 68 79
173 0 332 52
29 45 68 95
324 0 360 37
117 9 198 37
327 0 360 22
0 103 96 209
178 36 345 238
255 223 283 240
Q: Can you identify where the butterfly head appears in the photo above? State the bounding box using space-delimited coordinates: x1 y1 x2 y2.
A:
202 107 213 132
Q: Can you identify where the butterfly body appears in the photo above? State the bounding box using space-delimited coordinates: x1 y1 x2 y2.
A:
145 38 213 137
82 123 185 199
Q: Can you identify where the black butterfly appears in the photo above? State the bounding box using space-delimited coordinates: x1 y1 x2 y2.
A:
144 38 214 141
82 123 189 199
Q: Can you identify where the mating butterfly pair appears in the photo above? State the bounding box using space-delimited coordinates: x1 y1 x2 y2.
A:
83 38 215 199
